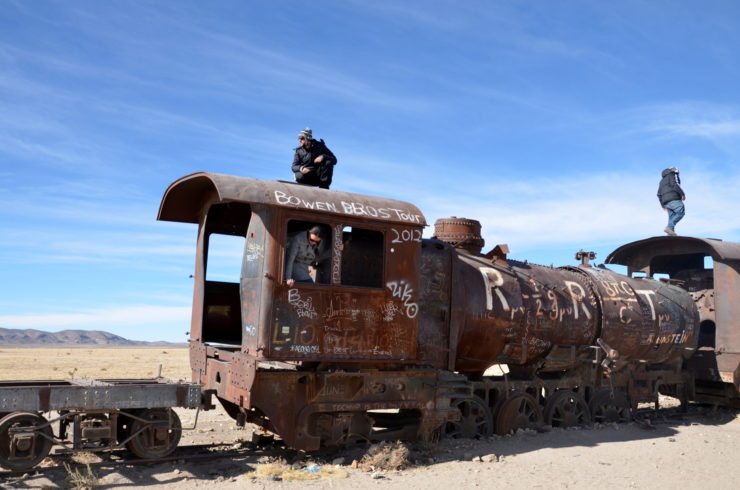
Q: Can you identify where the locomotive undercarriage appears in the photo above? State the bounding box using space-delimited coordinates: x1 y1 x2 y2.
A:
210 355 692 449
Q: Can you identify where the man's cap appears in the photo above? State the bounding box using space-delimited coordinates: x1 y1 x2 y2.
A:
298 128 313 140
308 225 322 237
670 167 679 173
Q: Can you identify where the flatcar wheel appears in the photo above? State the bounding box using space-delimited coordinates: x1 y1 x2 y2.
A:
444 397 492 439
589 390 631 424
125 408 182 459
0 412 54 471
494 393 543 436
544 391 591 428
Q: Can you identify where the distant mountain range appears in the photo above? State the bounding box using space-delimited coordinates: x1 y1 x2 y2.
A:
0 328 186 347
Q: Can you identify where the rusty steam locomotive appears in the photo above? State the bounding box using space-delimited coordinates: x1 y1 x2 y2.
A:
1 172 738 470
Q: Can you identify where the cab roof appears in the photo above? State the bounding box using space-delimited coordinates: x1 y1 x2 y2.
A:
606 236 740 270
157 172 426 227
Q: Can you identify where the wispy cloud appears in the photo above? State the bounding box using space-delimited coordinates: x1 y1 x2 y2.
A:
622 101 740 141
417 166 740 256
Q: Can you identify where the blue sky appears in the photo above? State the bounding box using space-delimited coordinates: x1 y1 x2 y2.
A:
1 1 739 342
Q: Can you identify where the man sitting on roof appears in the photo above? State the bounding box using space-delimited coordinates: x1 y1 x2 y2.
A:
291 128 337 190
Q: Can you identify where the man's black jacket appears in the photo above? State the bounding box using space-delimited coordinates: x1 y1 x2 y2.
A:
292 139 337 189
657 168 685 206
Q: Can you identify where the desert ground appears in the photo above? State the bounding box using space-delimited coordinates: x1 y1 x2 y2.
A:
0 348 738 489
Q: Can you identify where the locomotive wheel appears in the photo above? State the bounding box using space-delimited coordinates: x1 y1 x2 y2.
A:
0 412 54 471
589 389 631 424
543 391 591 428
124 408 181 459
494 393 543 436
444 397 492 439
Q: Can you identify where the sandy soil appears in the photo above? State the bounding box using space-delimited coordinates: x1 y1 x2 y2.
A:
1 348 738 489
0 347 191 381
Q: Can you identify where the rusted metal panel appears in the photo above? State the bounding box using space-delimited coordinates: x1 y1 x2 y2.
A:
158 172 426 227
267 219 420 361
714 260 740 387
0 380 201 412
241 205 271 356
606 236 740 271
247 369 442 450
452 254 599 372
416 240 453 368
572 266 699 364
714 261 740 353
607 236 739 400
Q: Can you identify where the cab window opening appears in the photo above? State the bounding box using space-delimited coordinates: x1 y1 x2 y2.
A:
285 220 332 286
341 225 384 288
202 202 250 346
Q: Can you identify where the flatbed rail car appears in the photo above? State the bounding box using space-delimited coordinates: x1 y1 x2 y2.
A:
0 378 201 470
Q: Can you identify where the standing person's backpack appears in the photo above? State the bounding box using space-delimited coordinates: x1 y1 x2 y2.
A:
315 139 337 189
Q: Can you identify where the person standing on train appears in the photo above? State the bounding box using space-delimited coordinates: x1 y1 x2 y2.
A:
291 128 337 189
657 167 686 236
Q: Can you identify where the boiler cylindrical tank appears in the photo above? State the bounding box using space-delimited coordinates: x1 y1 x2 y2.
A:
450 253 699 373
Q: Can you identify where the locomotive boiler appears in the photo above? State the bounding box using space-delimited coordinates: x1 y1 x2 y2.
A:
157 173 701 447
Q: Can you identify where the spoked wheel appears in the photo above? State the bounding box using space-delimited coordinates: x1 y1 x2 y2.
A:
124 408 182 459
589 389 631 424
0 411 54 470
544 390 591 428
494 393 543 436
444 397 493 439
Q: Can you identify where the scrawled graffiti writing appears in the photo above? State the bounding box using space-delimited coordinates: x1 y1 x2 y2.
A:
339 202 422 224
386 280 418 318
600 280 633 298
289 344 320 354
288 288 318 319
479 267 511 312
326 298 381 323
274 190 339 212
391 228 422 244
332 224 342 284
563 281 592 320
381 301 403 322
245 242 264 262
273 190 421 223
635 289 658 320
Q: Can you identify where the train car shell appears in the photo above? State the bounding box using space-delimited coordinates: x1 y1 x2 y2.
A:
607 236 740 403
158 173 428 379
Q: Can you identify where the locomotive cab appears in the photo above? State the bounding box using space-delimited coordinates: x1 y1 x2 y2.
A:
158 173 445 448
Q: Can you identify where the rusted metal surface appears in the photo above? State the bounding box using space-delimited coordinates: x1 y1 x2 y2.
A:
567 265 699 364
159 175 441 446
451 253 600 372
713 260 740 391
433 217 485 254
158 172 426 227
155 172 721 449
246 369 458 450
0 379 201 412
606 236 740 269
606 236 740 403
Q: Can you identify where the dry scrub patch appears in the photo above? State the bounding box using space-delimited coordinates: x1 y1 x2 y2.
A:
0 347 190 381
